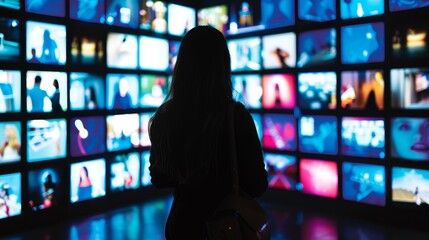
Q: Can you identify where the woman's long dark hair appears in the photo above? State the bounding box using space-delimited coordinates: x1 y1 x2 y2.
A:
149 26 233 183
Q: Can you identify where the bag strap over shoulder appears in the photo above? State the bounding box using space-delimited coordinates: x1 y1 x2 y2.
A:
227 101 239 195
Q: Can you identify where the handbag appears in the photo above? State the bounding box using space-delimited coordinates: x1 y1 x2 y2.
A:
205 102 271 240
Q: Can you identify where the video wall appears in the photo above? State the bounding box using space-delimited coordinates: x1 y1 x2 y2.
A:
0 0 428 230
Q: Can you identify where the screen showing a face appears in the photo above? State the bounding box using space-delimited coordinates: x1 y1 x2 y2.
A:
298 72 336 110
265 153 297 190
140 75 168 108
299 116 338 155
70 0 105 23
70 116 106 157
299 158 338 198
26 71 67 113
26 0 65 17
140 1 167 33
341 70 384 110
297 28 336 67
261 0 294 29
70 32 104 66
0 18 20 62
263 114 296 151
392 20 429 60
341 22 385 64
70 73 105 111
391 68 429 109
106 0 139 28
262 32 296 69
139 36 169 71
0 121 21 164
110 152 140 192
28 167 62 211
341 117 385 159
342 162 386 206
106 114 140 152
232 75 262 109
107 74 139 110
106 33 138 69
340 0 384 19
298 0 336 22
391 117 429 161
26 21 66 65
140 112 154 147
0 70 21 113
27 119 67 162
141 151 151 187
392 167 429 206
70 159 106 203
229 37 261 72
197 5 228 34
0 172 21 219
168 4 195 36
262 74 295 109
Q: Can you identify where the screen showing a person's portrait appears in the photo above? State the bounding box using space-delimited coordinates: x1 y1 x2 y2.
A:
262 32 296 69
391 117 429 161
28 167 63 211
70 159 106 203
106 74 139 110
0 121 21 164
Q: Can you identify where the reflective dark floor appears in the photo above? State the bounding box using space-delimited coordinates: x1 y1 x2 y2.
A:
2 195 429 240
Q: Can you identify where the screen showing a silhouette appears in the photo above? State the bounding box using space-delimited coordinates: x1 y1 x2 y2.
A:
197 5 228 34
297 28 336 67
28 167 63 211
0 70 20 113
340 0 384 19
70 0 105 23
0 121 21 164
70 31 104 66
105 0 139 28
26 21 66 65
299 116 338 155
342 162 386 206
341 117 385 159
341 70 384 110
25 0 65 17
232 75 262 109
341 22 385 64
27 118 67 162
0 172 21 219
298 72 336 110
261 0 294 29
69 73 105 111
168 3 195 36
299 158 338 198
70 159 106 203
391 68 429 109
298 0 336 22
140 1 167 33
0 18 20 62
392 18 429 60
391 117 429 161
262 32 296 69
265 153 297 190
392 167 429 206
107 74 139 110
106 32 138 69
262 113 296 151
70 116 106 157
229 37 262 72
139 36 169 71
110 152 140 192
106 114 140 152
140 75 168 108
262 74 295 109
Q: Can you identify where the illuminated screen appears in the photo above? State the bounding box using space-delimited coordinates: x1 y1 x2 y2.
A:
106 114 140 152
0 172 21 219
392 19 429 60
262 114 296 151
232 75 262 109
0 18 20 62
70 116 106 157
70 31 104 65
70 0 105 23
390 0 429 11
262 32 296 69
229 37 261 72
341 22 385 64
0 0 19 9
0 70 21 113
298 0 336 22
392 167 429 206
70 159 106 203
139 36 169 71
141 151 151 187
340 0 384 19
265 153 296 190
140 75 168 108
107 74 139 110
342 162 386 206
197 5 228 34
69 73 105 111
299 116 338 155
26 21 66 65
299 158 338 198
391 117 429 161
105 0 139 28
262 74 295 109
26 71 67 113
106 32 138 69
140 1 167 33
298 72 336 110
168 3 195 36
297 28 336 67
251 113 263 141
0 121 21 164
25 0 65 17
28 167 63 211
261 0 294 29
110 152 140 192
27 119 67 162
341 117 385 159
341 70 384 110
168 40 180 72
140 112 154 147
391 68 429 109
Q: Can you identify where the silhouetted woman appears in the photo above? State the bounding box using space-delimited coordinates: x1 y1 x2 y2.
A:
148 26 267 239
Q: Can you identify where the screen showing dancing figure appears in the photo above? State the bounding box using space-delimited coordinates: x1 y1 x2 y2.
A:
262 74 295 109
392 167 429 206
299 158 338 198
262 32 296 69
391 117 429 161
265 153 296 190
262 114 296 151
298 72 336 110
70 159 106 203
299 116 338 155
